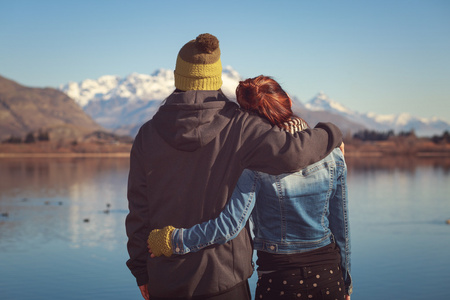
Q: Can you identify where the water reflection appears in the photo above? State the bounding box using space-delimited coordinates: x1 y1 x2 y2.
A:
346 155 450 173
343 156 450 299
0 156 449 300
0 157 130 252
1 157 129 197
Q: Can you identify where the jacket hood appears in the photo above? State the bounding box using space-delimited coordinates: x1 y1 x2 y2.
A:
152 90 237 152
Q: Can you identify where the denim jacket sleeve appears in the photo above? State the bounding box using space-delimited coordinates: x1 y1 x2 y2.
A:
328 151 352 295
171 169 260 254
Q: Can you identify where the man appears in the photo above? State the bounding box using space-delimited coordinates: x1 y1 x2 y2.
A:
126 33 343 300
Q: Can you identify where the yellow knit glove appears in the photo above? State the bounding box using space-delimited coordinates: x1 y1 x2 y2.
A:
147 226 175 257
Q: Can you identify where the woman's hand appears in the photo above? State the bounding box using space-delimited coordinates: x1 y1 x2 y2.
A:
147 244 156 258
147 226 175 257
139 284 149 300
339 142 345 156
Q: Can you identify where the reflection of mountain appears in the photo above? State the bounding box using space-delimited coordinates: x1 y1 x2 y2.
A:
60 69 449 137
0 75 103 141
346 156 450 173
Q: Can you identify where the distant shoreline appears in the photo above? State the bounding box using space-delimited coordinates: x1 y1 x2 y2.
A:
0 152 130 158
0 139 449 158
1 151 449 159
0 142 133 158
344 151 450 157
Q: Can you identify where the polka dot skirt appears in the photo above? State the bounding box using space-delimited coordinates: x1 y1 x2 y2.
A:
255 264 345 299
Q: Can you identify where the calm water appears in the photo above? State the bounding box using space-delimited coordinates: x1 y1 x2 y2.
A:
0 156 449 300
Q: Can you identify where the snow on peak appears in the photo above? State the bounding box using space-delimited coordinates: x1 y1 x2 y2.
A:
59 70 176 107
223 65 241 80
60 75 121 107
371 113 397 124
394 113 414 126
305 92 354 116
370 112 415 126
60 67 242 107
221 65 241 100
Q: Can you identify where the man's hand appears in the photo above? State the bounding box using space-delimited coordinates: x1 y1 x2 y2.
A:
139 284 149 300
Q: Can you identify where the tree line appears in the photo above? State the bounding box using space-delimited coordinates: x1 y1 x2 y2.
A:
3 129 450 145
3 130 50 144
351 129 449 144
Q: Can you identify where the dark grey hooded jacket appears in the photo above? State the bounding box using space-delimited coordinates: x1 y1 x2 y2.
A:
126 90 342 298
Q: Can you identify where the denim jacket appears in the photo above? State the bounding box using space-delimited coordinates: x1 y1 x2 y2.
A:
172 148 351 292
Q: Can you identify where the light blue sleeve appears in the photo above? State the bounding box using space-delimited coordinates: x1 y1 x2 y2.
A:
328 149 352 294
171 169 260 254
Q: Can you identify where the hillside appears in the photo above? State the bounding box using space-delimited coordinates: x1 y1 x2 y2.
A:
0 75 103 142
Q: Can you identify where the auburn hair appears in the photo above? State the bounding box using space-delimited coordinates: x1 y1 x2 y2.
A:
236 75 305 130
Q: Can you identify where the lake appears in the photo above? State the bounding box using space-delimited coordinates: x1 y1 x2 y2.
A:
0 156 449 300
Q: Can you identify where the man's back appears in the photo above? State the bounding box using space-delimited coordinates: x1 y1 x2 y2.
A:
126 90 254 297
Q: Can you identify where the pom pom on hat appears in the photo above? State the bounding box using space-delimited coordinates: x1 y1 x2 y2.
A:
174 33 223 91
195 33 219 54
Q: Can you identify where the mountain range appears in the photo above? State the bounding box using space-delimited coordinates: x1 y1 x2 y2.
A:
304 92 450 137
59 66 245 137
1 69 447 143
59 67 449 138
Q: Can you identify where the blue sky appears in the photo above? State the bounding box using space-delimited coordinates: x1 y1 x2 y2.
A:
1 0 449 121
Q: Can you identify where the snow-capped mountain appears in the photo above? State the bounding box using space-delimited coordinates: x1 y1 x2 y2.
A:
59 66 241 137
305 91 355 116
306 92 450 136
59 69 449 138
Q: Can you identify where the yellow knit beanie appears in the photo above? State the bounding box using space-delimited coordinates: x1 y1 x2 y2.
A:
174 33 223 91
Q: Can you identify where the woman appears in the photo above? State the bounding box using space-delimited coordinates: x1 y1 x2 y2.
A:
148 75 352 300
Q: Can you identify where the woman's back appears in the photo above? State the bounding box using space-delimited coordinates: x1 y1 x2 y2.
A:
251 148 348 254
